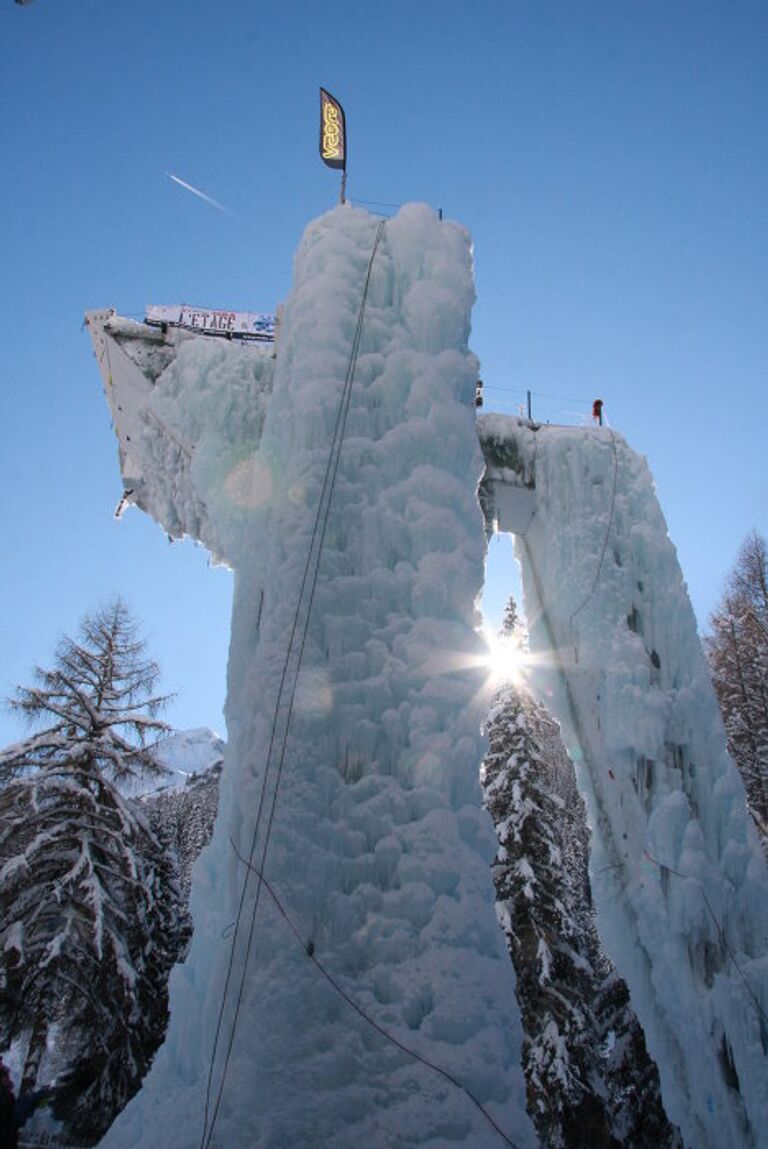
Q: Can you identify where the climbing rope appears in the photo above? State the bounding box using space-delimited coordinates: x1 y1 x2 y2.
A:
643 851 768 1028
229 842 523 1149
200 219 387 1149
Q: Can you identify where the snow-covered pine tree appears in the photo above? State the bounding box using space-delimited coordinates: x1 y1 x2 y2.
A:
482 600 677 1148
0 601 189 1143
0 599 172 788
141 753 223 902
704 531 768 849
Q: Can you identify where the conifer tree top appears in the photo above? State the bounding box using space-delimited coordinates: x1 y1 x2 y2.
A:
1 599 173 784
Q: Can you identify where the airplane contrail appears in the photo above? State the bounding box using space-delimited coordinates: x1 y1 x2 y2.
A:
166 172 229 213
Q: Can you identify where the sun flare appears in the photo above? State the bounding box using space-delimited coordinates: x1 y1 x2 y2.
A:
483 630 526 686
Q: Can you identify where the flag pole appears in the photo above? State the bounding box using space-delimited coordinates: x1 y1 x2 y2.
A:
340 170 347 205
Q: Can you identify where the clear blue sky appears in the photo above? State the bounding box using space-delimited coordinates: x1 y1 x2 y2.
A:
1 0 766 746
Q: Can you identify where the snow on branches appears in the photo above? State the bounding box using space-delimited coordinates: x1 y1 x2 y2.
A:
704 531 768 850
482 608 678 1148
0 599 172 785
0 601 189 1141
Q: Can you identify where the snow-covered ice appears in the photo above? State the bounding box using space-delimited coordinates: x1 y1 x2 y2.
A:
480 414 768 1149
90 205 768 1149
97 206 535 1148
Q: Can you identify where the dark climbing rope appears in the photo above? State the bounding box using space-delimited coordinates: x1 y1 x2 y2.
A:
200 219 387 1148
643 851 768 1028
229 841 523 1149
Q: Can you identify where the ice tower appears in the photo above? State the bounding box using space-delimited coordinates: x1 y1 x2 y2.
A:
480 416 768 1149
87 205 768 1149
89 206 535 1149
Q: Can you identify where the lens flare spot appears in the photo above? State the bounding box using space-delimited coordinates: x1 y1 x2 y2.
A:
224 457 273 508
295 668 334 718
287 482 307 506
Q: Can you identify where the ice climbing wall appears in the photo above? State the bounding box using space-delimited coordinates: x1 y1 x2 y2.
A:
90 209 768 1149
96 207 535 1149
480 414 768 1149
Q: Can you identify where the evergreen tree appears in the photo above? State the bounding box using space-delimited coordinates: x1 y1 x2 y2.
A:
704 532 768 847
0 599 171 787
0 601 189 1143
482 600 677 1148
141 752 223 902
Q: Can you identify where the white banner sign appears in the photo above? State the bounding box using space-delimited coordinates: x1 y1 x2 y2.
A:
145 304 275 341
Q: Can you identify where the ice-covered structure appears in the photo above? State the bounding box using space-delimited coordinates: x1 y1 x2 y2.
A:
480 418 768 1149
89 206 535 1149
87 204 768 1149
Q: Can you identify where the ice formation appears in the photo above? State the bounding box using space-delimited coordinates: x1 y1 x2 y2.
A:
481 417 768 1149
87 204 768 1149
93 206 535 1148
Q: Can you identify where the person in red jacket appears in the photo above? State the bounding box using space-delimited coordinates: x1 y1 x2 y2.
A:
592 398 604 426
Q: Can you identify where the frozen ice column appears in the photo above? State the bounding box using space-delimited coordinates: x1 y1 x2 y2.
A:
99 206 535 1149
480 414 768 1149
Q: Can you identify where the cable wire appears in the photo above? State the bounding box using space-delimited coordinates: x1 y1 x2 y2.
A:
229 842 523 1149
643 851 768 1028
483 386 593 405
200 219 387 1148
351 197 402 209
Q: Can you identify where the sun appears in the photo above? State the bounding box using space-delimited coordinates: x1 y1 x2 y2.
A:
482 629 526 686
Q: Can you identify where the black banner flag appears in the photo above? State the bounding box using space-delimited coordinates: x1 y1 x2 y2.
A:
319 88 346 171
